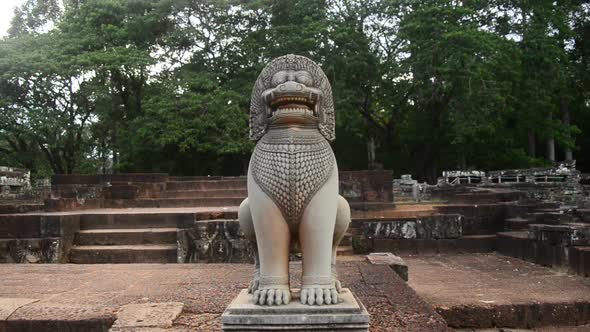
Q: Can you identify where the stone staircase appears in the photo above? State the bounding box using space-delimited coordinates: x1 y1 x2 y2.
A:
45 176 249 211
70 213 182 264
498 205 590 277
157 178 247 207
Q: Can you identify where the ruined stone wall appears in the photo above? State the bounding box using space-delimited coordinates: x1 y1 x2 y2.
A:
51 173 169 200
0 167 50 214
0 214 80 263
0 166 30 193
339 170 393 203
581 174 590 207
425 162 587 207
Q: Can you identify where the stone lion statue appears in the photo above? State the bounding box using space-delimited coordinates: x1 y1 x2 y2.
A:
238 54 351 306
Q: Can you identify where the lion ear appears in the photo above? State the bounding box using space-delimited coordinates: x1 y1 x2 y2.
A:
317 72 335 142
249 70 269 141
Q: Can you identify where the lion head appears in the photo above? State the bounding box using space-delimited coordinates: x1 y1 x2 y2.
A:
249 54 335 142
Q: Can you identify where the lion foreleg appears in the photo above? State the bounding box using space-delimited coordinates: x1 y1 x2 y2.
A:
299 168 339 305
247 173 291 306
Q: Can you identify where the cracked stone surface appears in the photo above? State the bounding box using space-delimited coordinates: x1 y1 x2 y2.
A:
0 258 449 331
109 302 184 331
0 298 38 320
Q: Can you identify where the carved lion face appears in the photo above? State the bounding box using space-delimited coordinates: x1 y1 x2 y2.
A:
260 70 323 126
250 55 335 142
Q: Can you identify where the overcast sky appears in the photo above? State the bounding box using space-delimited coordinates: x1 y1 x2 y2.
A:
0 0 26 37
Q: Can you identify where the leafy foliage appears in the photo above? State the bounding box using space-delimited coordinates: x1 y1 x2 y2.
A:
0 0 588 180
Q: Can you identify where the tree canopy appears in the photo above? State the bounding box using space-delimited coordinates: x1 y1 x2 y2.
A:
1 0 589 181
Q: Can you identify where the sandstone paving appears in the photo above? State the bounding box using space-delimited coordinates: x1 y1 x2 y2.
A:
405 253 590 329
110 302 184 330
0 298 38 320
0 258 450 331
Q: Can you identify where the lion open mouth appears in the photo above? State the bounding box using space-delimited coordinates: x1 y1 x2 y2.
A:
262 82 322 124
270 97 316 119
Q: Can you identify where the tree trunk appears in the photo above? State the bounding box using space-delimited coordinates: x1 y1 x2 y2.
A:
561 95 573 161
528 131 536 158
367 136 375 169
546 138 555 162
546 112 555 162
459 152 466 169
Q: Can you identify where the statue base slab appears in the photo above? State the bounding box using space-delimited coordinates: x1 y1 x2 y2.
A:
221 288 369 331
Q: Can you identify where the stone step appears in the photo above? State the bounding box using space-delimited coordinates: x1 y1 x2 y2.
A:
166 179 247 191
169 176 245 181
528 223 590 246
351 209 436 220
505 217 531 231
393 196 417 203
497 230 590 277
569 246 590 277
156 198 244 208
70 244 177 264
45 197 246 211
349 202 397 212
79 213 191 230
453 191 525 204
75 228 178 245
576 209 590 223
526 212 566 224
339 236 352 246
337 245 354 256
368 235 497 255
104 197 244 209
163 189 248 199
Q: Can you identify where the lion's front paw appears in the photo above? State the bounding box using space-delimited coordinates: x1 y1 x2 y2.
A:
248 269 260 294
253 287 291 305
300 285 339 305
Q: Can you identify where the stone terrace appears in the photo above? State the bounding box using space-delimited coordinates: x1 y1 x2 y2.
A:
406 253 590 329
3 168 590 273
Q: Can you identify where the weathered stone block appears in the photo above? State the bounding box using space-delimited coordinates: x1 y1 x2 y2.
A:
339 170 393 203
528 223 590 246
110 302 183 330
0 238 62 263
361 214 462 240
366 252 408 281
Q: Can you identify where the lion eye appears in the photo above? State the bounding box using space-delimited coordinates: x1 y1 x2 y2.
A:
271 71 288 87
295 71 313 86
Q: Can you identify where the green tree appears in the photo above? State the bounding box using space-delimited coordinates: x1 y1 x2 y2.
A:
0 32 100 173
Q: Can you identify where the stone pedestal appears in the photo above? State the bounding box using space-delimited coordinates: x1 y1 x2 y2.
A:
221 288 369 331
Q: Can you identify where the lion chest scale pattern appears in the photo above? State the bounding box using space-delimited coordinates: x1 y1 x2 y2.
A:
251 127 335 225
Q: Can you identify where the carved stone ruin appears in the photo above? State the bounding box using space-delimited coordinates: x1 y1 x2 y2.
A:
0 167 31 198
222 55 369 331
